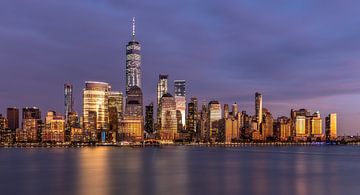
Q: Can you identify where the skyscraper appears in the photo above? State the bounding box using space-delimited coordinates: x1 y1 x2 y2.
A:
120 86 144 142
64 83 74 123
145 102 154 134
7 107 19 130
83 81 110 140
157 75 168 106
126 17 141 94
255 92 262 129
325 113 337 140
174 80 186 129
208 100 222 141
159 93 177 140
187 97 198 132
157 74 168 130
108 91 123 131
19 107 41 143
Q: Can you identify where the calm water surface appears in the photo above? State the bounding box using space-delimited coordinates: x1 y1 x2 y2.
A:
0 146 359 195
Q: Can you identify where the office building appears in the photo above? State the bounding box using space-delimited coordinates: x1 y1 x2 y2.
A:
64 83 74 123
83 81 110 141
159 93 177 140
325 113 337 140
208 100 222 141
255 92 263 128
145 102 154 134
7 107 19 130
126 17 141 94
174 80 186 129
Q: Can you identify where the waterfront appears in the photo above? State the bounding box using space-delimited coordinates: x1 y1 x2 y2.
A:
0 146 360 195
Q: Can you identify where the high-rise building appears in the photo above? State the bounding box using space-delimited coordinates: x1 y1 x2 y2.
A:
145 102 154 134
310 111 322 139
255 92 263 129
42 111 65 143
0 114 8 130
64 83 74 123
291 109 311 139
159 93 177 140
120 86 144 142
157 74 168 130
208 101 222 141
232 102 238 117
157 75 168 106
187 97 198 132
199 103 209 141
83 81 110 141
7 107 19 130
261 108 273 140
325 113 337 140
295 116 306 136
108 91 123 132
223 104 229 119
23 107 41 120
17 107 41 143
126 17 141 94
275 116 291 141
174 80 186 129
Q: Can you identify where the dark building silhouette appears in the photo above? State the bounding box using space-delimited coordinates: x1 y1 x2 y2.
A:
7 107 19 130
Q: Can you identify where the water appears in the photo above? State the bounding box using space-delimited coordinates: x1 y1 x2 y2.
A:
0 146 359 195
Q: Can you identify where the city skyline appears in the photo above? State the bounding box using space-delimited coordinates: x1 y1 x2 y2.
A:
1 1 360 134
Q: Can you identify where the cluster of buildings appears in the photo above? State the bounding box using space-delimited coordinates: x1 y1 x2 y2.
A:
0 18 338 144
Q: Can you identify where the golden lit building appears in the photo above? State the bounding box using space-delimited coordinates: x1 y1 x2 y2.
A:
42 111 65 143
310 111 322 139
295 116 306 139
222 117 239 143
119 86 143 142
208 101 221 141
277 116 291 141
326 113 337 140
261 108 273 140
71 127 87 143
83 81 110 141
159 93 177 141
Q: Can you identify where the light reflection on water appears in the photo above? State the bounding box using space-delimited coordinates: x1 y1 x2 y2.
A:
0 146 360 195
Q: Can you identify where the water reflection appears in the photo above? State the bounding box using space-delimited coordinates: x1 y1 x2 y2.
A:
77 148 110 195
1 147 360 195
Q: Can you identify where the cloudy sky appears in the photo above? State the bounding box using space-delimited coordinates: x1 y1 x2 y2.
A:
1 0 360 134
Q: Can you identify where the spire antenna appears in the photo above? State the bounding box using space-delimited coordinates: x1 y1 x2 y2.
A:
132 17 136 40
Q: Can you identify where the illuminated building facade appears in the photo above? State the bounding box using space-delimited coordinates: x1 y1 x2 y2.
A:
126 17 141 94
310 111 322 138
261 108 273 140
64 83 74 123
208 100 221 141
174 80 186 129
159 93 177 140
108 91 123 142
187 97 198 133
325 113 337 140
83 81 110 141
255 92 263 129
120 86 144 142
42 111 65 143
276 116 291 141
0 114 8 130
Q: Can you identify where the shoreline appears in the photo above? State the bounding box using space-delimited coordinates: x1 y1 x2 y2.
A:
1 141 360 148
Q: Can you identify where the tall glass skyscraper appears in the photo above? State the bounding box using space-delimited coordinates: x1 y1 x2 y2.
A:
255 92 263 129
174 80 186 129
83 81 110 136
126 17 141 94
64 83 74 123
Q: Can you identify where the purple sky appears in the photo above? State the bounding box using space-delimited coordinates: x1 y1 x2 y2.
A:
1 0 360 135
